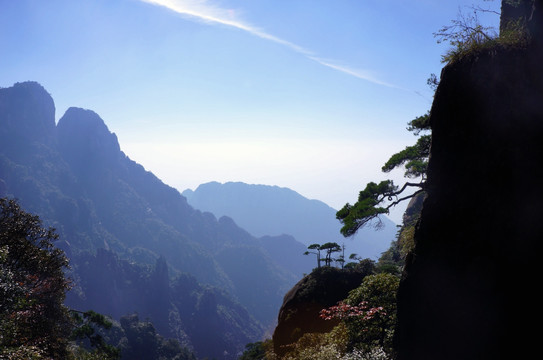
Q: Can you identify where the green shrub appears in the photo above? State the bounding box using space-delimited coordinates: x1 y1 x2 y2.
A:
436 7 530 64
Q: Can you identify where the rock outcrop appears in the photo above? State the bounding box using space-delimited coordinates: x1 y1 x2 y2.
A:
396 1 543 359
272 267 367 357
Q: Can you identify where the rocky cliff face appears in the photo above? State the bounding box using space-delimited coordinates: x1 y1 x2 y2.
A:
396 1 543 359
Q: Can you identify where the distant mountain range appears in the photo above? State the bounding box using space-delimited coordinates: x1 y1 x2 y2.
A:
0 81 398 359
0 81 303 359
183 181 397 261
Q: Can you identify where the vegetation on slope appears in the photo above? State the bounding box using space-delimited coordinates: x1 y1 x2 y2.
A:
435 0 532 64
0 197 197 360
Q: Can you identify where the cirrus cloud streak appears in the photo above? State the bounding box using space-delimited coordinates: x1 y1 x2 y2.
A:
141 0 398 88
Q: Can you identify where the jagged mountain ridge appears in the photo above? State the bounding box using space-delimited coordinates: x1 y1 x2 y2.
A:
0 81 300 359
183 181 397 262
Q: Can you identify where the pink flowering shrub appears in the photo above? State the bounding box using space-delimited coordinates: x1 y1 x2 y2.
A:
320 274 399 355
319 301 386 322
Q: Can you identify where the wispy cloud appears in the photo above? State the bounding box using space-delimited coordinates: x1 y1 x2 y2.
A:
308 57 401 89
141 0 397 88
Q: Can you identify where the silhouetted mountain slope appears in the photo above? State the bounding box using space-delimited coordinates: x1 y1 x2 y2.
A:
183 181 397 261
0 81 299 359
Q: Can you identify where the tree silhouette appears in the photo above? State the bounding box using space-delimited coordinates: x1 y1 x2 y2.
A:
304 242 345 268
337 112 429 238
319 242 342 267
304 243 322 268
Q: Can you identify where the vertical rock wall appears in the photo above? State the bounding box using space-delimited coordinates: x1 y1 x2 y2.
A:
395 2 543 359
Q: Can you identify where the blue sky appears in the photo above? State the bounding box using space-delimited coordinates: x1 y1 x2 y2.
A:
0 0 501 223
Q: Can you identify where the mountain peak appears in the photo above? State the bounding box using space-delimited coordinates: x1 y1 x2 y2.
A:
0 81 56 146
57 107 121 167
58 107 115 139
